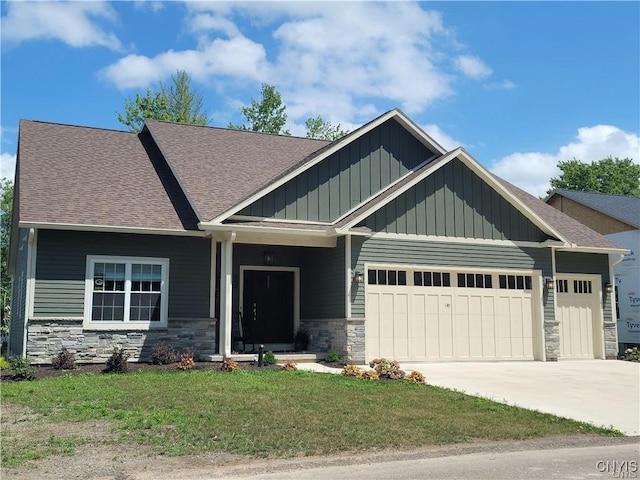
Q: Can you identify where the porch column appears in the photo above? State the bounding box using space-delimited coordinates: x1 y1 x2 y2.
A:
218 232 236 358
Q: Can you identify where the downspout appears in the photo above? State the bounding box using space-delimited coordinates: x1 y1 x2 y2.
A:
608 252 625 358
345 234 352 319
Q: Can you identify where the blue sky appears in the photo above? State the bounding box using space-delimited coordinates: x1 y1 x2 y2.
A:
1 1 638 196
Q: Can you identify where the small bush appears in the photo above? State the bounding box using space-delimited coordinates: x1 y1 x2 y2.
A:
104 348 129 373
369 358 405 380
150 342 178 365
177 352 196 371
326 348 341 363
0 356 10 370
9 356 35 381
361 370 380 381
281 361 297 371
220 357 238 372
341 364 362 378
623 347 640 362
263 351 276 365
405 370 427 385
52 348 76 370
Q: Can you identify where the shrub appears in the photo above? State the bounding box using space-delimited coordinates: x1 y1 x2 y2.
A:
361 370 380 381
326 348 341 363
150 342 178 365
52 348 76 370
341 364 362 378
0 356 10 370
220 357 238 372
281 361 297 371
104 348 129 373
369 358 405 380
9 356 35 381
623 347 640 362
177 352 196 371
263 350 276 365
405 370 427 385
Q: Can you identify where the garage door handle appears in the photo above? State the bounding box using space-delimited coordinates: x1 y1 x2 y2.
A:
445 303 451 308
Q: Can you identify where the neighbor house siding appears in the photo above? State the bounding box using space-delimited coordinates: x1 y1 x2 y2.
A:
238 119 437 222
33 230 211 319
350 236 553 318
8 228 29 356
363 158 548 241
548 196 634 235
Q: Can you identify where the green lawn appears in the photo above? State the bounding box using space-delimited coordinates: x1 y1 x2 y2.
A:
1 369 621 467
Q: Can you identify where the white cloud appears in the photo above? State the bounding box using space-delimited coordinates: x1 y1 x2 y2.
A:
490 125 640 197
133 1 164 13
485 79 516 90
100 2 488 124
1 153 17 182
454 55 492 79
1 1 121 50
422 124 462 151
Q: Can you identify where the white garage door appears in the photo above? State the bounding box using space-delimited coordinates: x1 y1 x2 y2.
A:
556 275 600 359
366 268 539 362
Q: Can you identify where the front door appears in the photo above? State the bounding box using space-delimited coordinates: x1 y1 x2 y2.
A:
242 270 294 346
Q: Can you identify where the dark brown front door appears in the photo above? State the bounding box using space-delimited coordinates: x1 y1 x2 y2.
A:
242 270 294 345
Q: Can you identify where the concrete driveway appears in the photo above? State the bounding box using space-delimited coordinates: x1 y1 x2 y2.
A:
400 360 640 436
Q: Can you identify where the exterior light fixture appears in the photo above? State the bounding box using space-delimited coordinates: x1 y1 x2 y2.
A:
263 250 274 266
353 271 364 283
605 283 613 294
545 277 554 290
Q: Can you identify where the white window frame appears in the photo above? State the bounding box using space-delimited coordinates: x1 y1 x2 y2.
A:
83 255 169 330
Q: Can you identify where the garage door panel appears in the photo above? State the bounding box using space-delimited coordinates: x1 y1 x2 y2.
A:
557 276 598 359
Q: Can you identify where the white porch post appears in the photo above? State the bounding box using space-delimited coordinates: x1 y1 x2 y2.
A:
218 232 235 358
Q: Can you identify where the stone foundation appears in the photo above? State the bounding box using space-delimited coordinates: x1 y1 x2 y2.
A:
603 322 618 359
544 320 560 361
299 317 365 363
26 318 217 364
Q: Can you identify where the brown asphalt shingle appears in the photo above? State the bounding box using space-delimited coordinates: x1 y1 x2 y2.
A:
17 120 192 231
145 119 330 222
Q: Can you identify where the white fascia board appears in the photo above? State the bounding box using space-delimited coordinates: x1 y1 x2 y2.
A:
229 215 332 226
555 245 629 255
19 221 205 237
369 231 557 249
336 149 462 232
201 223 335 237
205 109 447 226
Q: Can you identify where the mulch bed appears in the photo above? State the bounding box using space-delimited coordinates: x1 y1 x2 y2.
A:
1 361 282 382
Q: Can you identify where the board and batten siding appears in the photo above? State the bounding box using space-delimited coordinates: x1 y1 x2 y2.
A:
238 119 437 222
555 251 613 323
350 236 554 319
363 158 548 242
9 228 29 356
33 230 211 319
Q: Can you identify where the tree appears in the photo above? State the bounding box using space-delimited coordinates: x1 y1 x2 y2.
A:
548 157 640 196
117 70 208 132
1 179 13 331
229 83 290 135
305 115 349 141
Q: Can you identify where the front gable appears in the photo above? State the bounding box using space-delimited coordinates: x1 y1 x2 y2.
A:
235 118 439 223
360 157 552 242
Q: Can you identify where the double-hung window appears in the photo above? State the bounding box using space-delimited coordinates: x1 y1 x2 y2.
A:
84 256 169 329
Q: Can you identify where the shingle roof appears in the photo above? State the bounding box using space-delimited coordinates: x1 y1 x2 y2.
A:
145 119 330 222
500 181 625 250
548 189 640 229
17 120 194 231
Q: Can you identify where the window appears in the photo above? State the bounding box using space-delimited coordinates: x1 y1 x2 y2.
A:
414 271 451 287
368 269 407 286
573 280 592 294
85 256 169 329
458 273 493 288
498 274 532 290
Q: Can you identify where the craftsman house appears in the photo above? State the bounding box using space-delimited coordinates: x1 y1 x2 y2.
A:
8 110 625 364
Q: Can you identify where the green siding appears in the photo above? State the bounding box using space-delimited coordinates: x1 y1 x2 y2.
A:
363 158 549 242
238 119 437 222
350 236 554 319
33 230 211 319
9 228 29 356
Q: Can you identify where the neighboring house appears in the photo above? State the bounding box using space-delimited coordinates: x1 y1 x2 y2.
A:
546 190 640 349
8 110 626 364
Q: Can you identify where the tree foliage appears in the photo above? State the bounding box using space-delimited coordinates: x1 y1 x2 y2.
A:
305 115 349 141
1 179 13 330
229 83 290 135
548 157 640 197
117 70 208 132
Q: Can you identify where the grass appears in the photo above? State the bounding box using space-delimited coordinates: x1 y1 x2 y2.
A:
1 369 622 467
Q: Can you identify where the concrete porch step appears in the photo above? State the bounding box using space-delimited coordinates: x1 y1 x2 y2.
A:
199 352 324 363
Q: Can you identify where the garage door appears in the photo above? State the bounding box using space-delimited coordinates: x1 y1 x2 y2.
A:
366 268 538 362
556 275 600 359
